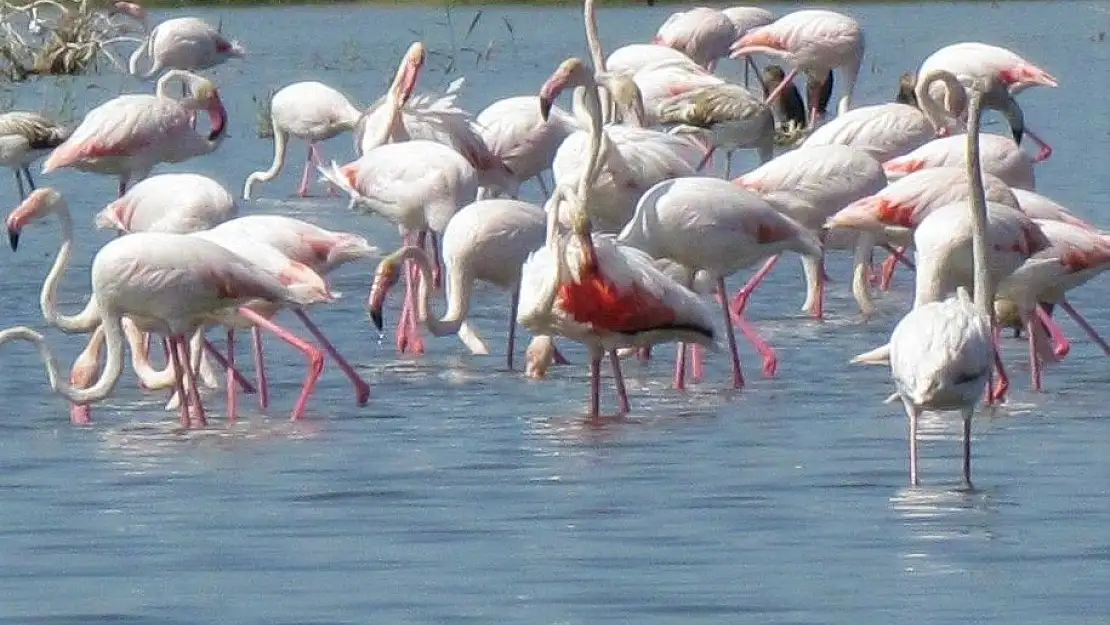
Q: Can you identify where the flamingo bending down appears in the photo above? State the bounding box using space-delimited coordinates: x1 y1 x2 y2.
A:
914 42 1057 161
474 96 578 199
318 140 479 356
653 7 737 70
657 82 776 176
355 42 517 197
5 185 246 403
731 9 864 125
0 111 69 201
41 70 227 197
618 176 822 389
367 198 556 370
994 221 1110 391
195 214 378 409
244 81 363 200
0 231 330 428
733 143 887 319
883 132 1035 191
881 87 1007 487
128 16 244 79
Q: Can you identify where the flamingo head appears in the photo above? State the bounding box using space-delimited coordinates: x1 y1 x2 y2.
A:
193 79 228 142
396 42 427 104
68 325 106 425
366 249 407 330
539 57 591 121
323 233 380 271
895 71 918 107
6 188 64 251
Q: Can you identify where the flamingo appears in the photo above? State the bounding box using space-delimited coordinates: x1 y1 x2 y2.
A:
473 96 578 199
41 70 227 197
0 230 330 428
128 16 244 80
1011 189 1095 230
4 186 253 421
0 111 69 201
720 6 775 86
367 198 551 370
732 143 887 320
761 65 807 131
825 166 1021 315
243 81 363 200
652 7 737 70
318 139 479 356
540 58 703 234
913 42 1057 161
617 176 822 389
731 9 865 125
96 172 237 234
879 86 1027 486
994 220 1110 392
883 132 1035 191
657 81 776 175
354 42 517 198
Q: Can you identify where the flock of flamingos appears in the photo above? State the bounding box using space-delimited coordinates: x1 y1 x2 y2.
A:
0 0 1099 488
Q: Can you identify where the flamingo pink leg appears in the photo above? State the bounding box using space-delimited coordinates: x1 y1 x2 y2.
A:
1059 300 1110 357
1027 316 1044 392
167 336 191 428
723 290 778 378
695 146 717 174
609 349 630 414
428 232 443 290
1034 304 1070 359
691 343 706 382
762 68 800 107
177 334 208 428
293 309 371 405
251 327 270 409
238 307 325 421
988 327 1010 404
731 255 780 317
226 328 238 423
297 143 316 197
588 350 603 420
716 278 748 388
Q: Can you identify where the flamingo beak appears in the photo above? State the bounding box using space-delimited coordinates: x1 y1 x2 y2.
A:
539 71 569 122
207 91 228 141
7 227 19 251
397 45 425 105
366 280 388 331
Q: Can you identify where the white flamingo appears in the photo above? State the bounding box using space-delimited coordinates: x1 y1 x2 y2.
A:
128 16 244 80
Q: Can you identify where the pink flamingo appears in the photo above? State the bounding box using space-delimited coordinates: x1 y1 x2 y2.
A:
318 140 478 356
201 215 378 410
355 42 517 198
474 96 577 199
244 81 363 200
0 229 330 428
653 7 737 70
732 144 887 320
731 9 864 125
617 176 822 389
128 16 244 79
41 70 227 197
914 42 1057 162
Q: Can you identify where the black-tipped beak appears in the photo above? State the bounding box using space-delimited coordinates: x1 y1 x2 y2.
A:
1010 124 1024 145
539 97 553 122
8 228 19 252
369 307 383 331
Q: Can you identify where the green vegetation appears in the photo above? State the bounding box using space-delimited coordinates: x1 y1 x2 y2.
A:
144 0 990 7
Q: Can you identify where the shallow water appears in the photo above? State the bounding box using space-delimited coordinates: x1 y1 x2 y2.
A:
2 1 1110 623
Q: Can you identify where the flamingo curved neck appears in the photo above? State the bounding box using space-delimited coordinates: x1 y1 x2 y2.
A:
0 314 126 404
915 70 964 134
41 204 101 333
127 33 157 79
244 120 289 197
401 247 472 336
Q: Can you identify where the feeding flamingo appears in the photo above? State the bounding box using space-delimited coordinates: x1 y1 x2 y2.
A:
0 228 330 428
0 111 69 201
731 9 864 125
474 96 578 199
318 139 479 356
617 176 822 390
41 70 227 197
243 81 363 200
652 7 737 70
367 198 563 371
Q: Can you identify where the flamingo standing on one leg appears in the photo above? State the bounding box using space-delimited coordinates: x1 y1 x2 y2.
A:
41 70 228 197
0 111 70 201
244 81 363 200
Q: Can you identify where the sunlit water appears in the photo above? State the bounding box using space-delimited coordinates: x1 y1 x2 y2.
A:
1 1 1109 623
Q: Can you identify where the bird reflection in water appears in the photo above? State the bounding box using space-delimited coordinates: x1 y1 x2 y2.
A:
890 484 1004 575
